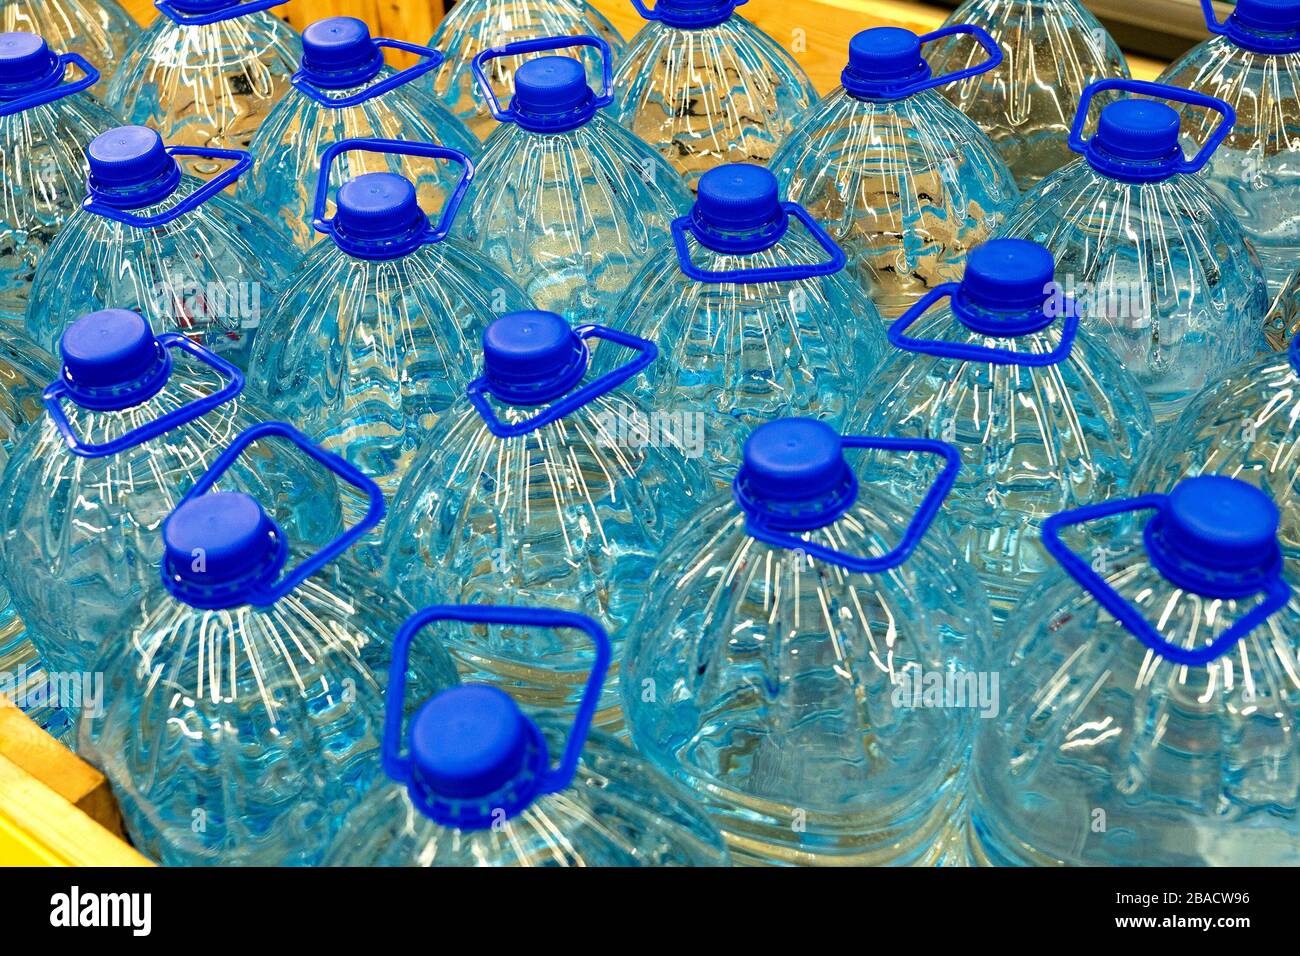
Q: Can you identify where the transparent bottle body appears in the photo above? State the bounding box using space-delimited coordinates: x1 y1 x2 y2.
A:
610 16 817 191
458 113 691 326
26 175 299 369
79 563 459 866
972 558 1300 866
0 354 344 684
927 0 1130 190
773 88 1019 320
325 723 729 866
859 309 1153 626
104 11 300 177
249 239 531 513
1159 37 1300 303
600 228 888 478
1136 350 1300 560
246 70 479 252
0 93 121 325
429 0 624 141
1 0 139 84
623 486 992 865
1000 161 1268 423
384 391 713 727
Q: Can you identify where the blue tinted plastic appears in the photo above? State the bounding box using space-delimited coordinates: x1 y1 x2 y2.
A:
611 9 816 189
925 0 1131 189
104 3 300 175
473 34 613 132
624 419 992 864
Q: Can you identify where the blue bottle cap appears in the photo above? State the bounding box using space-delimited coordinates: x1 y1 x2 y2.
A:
409 685 531 800
58 309 172 410
841 27 931 99
1084 99 1184 182
510 55 596 132
162 491 288 607
1225 0 1300 51
86 125 182 209
734 419 858 531
1145 476 1283 598
647 0 739 29
951 239 1057 336
298 17 384 89
690 164 788 254
0 32 58 93
481 311 588 406
330 171 426 258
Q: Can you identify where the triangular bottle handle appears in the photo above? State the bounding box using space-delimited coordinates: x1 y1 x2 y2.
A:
292 38 445 109
0 51 98 118
472 35 613 125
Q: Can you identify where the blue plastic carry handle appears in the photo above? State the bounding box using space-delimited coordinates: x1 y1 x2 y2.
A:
1041 496 1292 666
672 203 846 283
1069 78 1236 176
43 333 243 459
83 146 252 228
174 420 385 606
292 38 444 108
382 605 611 797
0 52 98 118
742 435 961 573
1199 0 1300 54
467 324 658 439
871 25 1003 99
312 137 474 245
472 35 613 124
155 0 287 27
888 283 1080 367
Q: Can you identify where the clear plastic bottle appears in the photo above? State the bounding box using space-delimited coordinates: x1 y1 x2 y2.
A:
384 311 713 726
429 0 623 141
325 605 729 866
458 35 690 326
0 310 342 690
1000 78 1268 424
773 25 1019 320
859 238 1153 627
104 0 300 177
610 0 817 190
27 125 299 369
0 32 122 325
972 476 1300 865
249 138 531 513
78 422 459 865
597 163 887 478
1 0 139 84
246 17 478 252
926 0 1130 189
1158 0 1300 309
624 418 992 864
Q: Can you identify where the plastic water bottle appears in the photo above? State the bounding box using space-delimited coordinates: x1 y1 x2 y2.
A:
0 32 121 325
429 0 624 141
772 25 1019 321
925 0 1130 189
1000 79 1268 424
104 0 300 175
325 605 730 866
78 421 460 866
610 0 817 190
27 125 298 369
858 239 1153 627
459 35 690 326
1136 334 1300 562
0 309 343 687
246 17 478 252
384 310 713 726
624 418 991 865
972 476 1300 865
250 138 531 509
1 0 139 83
596 163 887 477
1157 0 1300 317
